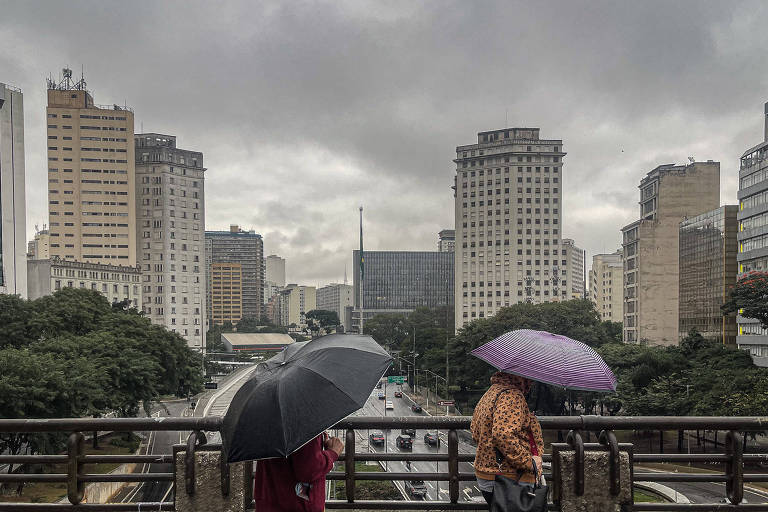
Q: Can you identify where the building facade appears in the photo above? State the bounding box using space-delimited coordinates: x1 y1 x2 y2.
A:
737 103 768 363
134 133 206 349
454 127 568 331
27 228 50 260
563 238 585 299
589 250 623 322
622 161 720 345
0 83 26 296
46 72 136 265
438 229 455 252
279 284 316 327
263 254 285 305
205 225 263 326
679 206 738 346
27 257 141 307
352 250 453 333
317 283 353 328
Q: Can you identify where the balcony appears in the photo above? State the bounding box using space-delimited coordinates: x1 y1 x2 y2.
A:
0 415 765 510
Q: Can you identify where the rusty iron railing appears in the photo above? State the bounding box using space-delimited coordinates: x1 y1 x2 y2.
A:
0 416 767 510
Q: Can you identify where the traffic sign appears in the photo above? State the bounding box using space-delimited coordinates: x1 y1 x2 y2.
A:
437 400 455 406
387 375 406 384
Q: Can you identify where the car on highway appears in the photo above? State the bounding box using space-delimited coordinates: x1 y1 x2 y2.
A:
401 428 416 437
376 381 383 389
411 404 422 413
405 480 428 499
423 432 440 446
190 401 196 408
377 391 385 400
369 431 385 446
394 391 402 398
385 401 394 410
396 435 413 450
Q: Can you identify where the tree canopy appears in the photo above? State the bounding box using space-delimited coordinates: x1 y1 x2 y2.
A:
722 271 768 328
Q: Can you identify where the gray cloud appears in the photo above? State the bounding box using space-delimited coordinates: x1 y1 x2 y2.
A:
2 0 767 284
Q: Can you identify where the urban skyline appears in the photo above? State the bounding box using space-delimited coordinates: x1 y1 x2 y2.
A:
4 2 762 286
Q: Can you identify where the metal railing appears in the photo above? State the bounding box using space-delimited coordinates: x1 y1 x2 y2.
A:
0 416 767 510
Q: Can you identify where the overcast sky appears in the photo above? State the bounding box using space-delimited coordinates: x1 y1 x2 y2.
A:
3 1 768 285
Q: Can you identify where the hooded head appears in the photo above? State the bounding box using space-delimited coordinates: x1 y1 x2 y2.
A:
490 371 533 396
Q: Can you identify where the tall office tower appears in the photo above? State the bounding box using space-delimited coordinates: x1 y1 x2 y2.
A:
589 250 623 322
205 225 263 326
317 282 353 327
352 250 454 333
454 128 566 332
279 284 316 327
46 70 135 265
621 161 719 345
737 102 768 364
134 133 206 349
563 238 585 299
438 229 455 252
679 206 738 346
263 254 286 304
27 227 50 260
0 83 27 296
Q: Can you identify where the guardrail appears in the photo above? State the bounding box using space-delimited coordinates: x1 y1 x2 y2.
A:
0 416 766 510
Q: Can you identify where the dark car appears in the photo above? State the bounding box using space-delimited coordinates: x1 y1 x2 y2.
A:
394 391 403 398
405 480 428 499
396 435 413 450
424 432 440 446
411 404 423 413
369 431 385 446
376 381 383 389
401 428 416 437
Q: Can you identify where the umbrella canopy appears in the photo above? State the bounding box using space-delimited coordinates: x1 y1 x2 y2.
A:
471 329 617 392
222 333 392 462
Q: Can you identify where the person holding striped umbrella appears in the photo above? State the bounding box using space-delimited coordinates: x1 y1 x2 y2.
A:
469 329 617 509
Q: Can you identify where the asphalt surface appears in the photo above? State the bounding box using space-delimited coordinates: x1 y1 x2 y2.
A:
344 382 484 504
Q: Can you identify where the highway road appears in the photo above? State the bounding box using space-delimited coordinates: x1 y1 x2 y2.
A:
346 381 484 504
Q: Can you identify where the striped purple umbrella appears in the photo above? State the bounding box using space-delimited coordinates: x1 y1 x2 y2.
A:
471 329 617 392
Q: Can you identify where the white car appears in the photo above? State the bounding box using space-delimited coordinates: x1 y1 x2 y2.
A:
385 401 394 410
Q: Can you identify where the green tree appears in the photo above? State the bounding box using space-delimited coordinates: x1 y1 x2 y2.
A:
363 313 410 350
306 310 340 329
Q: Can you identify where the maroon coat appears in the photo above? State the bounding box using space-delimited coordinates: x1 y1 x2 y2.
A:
253 435 339 512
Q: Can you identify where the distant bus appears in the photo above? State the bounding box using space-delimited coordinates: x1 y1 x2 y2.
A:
204 382 218 390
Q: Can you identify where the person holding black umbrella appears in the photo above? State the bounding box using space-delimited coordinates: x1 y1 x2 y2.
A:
253 432 344 511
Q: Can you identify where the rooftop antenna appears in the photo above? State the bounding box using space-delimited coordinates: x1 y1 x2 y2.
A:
344 264 348 285
688 156 695 163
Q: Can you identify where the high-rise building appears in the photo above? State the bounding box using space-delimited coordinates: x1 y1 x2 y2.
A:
454 127 567 331
0 83 26 296
352 250 453 333
621 161 720 345
737 102 768 363
317 283 353 328
134 133 206 349
205 225 263 326
589 250 623 322
263 254 286 304
438 229 455 252
279 284 316 327
27 227 50 260
679 206 738 346
46 70 135 265
563 238 585 299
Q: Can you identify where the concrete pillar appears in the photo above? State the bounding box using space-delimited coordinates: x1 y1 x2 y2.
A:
174 450 247 512
554 449 632 512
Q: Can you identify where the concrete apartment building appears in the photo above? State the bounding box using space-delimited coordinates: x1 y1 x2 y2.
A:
0 83 26 296
438 229 455 252
589 250 623 322
621 161 720 345
263 254 285 304
679 206 738 346
352 250 453 333
279 284 316 327
454 127 568 331
563 238 585 299
46 72 136 265
317 283 353 328
134 133 206 349
28 228 50 260
28 257 141 307
737 102 768 364
205 225 263 326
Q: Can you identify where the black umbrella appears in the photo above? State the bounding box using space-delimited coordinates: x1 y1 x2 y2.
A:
222 333 392 462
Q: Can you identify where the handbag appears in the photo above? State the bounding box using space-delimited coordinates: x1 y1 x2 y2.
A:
488 390 548 512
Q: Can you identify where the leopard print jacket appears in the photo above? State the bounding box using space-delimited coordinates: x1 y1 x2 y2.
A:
470 372 544 483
